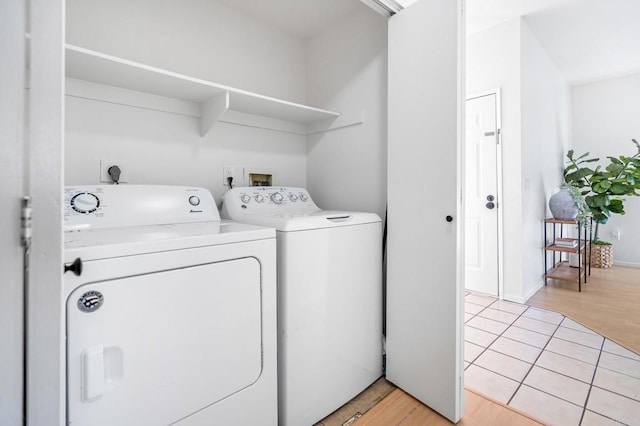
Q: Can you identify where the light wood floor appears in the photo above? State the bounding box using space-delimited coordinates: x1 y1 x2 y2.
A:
528 265 640 354
355 388 544 426
348 265 640 426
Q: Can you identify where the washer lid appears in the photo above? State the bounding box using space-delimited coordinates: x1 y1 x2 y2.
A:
65 220 274 262
224 210 381 232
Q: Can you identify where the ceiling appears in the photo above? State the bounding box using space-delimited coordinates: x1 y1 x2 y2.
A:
214 0 640 86
467 0 640 85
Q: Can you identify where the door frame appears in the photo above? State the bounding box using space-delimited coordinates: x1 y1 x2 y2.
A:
465 88 504 299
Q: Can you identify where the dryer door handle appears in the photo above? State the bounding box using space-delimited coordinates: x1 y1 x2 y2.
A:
82 345 104 402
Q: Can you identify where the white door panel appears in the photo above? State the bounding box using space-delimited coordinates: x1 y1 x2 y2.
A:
67 258 262 426
0 0 27 423
465 94 499 296
386 0 464 422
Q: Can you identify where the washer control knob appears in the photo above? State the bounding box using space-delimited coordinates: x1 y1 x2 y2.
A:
270 192 284 204
188 196 200 206
255 194 264 203
289 194 298 202
240 194 251 204
70 192 100 214
299 193 308 202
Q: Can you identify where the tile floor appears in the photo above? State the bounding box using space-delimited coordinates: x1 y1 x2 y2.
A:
465 292 640 426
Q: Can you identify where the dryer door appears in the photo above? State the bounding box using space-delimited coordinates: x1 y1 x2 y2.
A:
66 257 262 426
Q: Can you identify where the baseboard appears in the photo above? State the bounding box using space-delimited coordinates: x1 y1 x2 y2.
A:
614 261 640 268
502 280 544 305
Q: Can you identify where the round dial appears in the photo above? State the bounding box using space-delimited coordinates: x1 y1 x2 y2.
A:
240 194 251 203
270 192 284 204
188 196 200 206
289 194 298 202
299 193 308 202
70 192 100 214
255 194 265 203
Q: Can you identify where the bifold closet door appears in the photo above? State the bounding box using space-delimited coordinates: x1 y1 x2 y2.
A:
386 0 465 422
0 0 27 424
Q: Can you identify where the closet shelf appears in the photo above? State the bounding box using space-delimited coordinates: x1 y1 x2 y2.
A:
65 44 341 136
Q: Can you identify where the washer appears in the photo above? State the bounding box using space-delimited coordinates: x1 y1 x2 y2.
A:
222 186 382 426
63 185 277 426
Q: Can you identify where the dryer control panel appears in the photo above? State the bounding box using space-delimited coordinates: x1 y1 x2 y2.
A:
64 185 219 230
222 187 320 218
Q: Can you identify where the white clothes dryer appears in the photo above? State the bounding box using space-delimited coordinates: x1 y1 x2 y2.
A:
63 185 277 426
222 186 382 426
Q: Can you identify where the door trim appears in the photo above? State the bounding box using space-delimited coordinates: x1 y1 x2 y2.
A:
465 89 504 299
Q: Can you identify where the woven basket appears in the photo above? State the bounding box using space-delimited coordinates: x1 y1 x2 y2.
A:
591 244 613 268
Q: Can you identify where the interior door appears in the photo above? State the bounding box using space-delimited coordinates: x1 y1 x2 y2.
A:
0 0 27 424
386 0 465 422
465 93 499 296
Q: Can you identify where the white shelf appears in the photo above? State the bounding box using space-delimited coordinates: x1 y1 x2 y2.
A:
64 44 341 136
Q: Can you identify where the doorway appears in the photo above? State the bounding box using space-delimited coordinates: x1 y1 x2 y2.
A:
464 91 503 297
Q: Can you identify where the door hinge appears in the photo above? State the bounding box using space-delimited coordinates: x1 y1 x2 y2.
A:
21 196 32 248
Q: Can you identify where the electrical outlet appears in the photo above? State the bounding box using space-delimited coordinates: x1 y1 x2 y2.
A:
100 160 128 183
223 166 241 186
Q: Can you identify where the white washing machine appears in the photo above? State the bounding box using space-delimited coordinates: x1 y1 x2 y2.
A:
63 185 277 426
222 186 382 426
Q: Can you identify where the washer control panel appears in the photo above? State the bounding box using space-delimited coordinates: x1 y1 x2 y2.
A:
64 185 219 230
222 187 320 217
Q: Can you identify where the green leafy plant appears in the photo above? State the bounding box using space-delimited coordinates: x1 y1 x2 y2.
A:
593 240 612 246
565 184 591 229
564 139 640 239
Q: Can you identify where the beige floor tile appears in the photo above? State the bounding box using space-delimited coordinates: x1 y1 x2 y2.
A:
599 352 640 380
489 336 543 364
587 387 640 425
478 307 519 325
493 299 528 315
522 307 564 325
474 349 532 382
561 317 598 335
523 366 590 406
503 326 551 348
513 316 558 336
465 293 497 307
464 341 485 363
581 410 622 426
465 325 499 348
509 385 583 426
464 312 474 322
545 337 600 365
465 302 485 315
535 350 596 383
603 339 640 361
554 326 604 350
594 367 640 402
464 365 519 404
467 316 510 335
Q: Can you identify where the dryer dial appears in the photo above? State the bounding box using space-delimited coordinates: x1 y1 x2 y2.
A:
255 194 265 203
70 192 100 214
240 194 251 204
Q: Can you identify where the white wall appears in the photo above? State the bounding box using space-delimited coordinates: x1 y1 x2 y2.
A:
572 72 640 267
65 0 310 200
66 0 307 103
306 8 388 219
520 22 572 299
466 19 523 300
466 19 572 302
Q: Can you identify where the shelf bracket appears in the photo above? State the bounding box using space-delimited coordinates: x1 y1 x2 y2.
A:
200 92 229 137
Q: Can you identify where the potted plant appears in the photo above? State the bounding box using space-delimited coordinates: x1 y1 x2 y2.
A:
563 139 640 267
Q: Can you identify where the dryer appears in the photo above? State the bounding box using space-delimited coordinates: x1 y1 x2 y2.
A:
63 185 277 425
222 186 382 426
